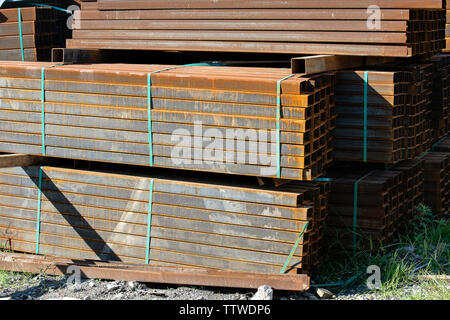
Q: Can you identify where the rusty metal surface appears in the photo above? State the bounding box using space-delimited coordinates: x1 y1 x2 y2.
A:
445 4 450 52
0 164 329 274
0 61 335 180
95 0 444 10
422 152 450 216
291 55 395 75
0 154 43 168
332 57 449 164
429 55 450 140
324 160 425 252
0 252 310 291
0 7 68 62
68 2 446 57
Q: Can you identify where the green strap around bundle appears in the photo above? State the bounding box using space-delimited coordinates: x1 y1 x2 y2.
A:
35 167 43 254
363 71 369 162
311 270 365 288
431 136 446 152
146 62 222 167
2 1 72 13
40 64 64 156
27 2 72 13
418 137 446 160
280 221 309 274
314 177 333 182
145 179 154 264
18 8 24 61
276 74 295 178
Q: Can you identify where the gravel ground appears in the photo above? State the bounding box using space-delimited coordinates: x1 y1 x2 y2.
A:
1 272 443 300
0 273 312 301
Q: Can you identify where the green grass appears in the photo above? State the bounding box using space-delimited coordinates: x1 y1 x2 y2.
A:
0 245 14 288
0 245 35 290
314 205 449 300
376 272 450 300
0 270 13 287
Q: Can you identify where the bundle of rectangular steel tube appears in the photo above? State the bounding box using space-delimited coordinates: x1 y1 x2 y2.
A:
0 0 448 290
69 0 446 57
0 61 335 180
0 7 67 61
0 165 328 274
325 160 425 252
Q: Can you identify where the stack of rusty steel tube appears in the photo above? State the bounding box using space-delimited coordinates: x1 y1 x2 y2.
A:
68 0 445 57
333 59 443 164
384 61 434 159
0 7 67 61
389 159 426 227
422 152 450 217
324 160 425 252
0 0 448 286
430 54 450 140
334 70 410 164
0 165 328 274
0 61 334 181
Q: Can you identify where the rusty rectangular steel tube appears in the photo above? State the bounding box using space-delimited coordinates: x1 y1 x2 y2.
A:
96 0 444 10
0 154 43 168
0 252 310 291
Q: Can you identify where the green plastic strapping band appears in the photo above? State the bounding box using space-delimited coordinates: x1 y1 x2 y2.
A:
18 8 24 61
310 270 365 288
276 74 295 178
1 1 72 12
280 221 309 274
35 167 43 254
352 171 374 255
40 67 46 155
146 63 223 166
431 136 446 152
417 137 445 161
363 71 368 162
314 178 333 182
41 64 64 156
418 151 428 160
145 179 154 264
28 2 72 13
